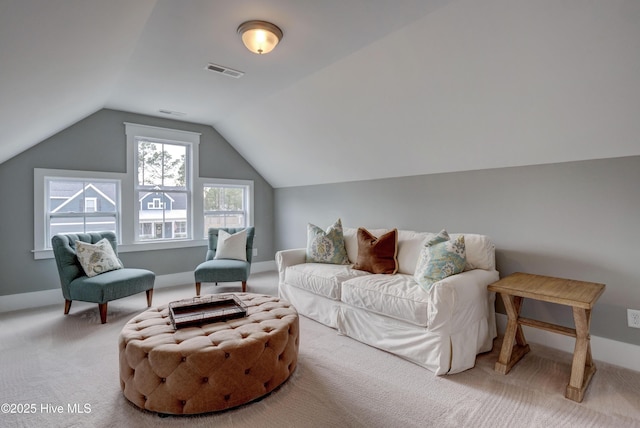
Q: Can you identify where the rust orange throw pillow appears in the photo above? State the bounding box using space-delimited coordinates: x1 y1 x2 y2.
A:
353 228 399 274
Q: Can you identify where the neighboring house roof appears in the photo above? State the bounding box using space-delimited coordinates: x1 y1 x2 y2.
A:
51 183 116 213
138 192 176 204
139 191 189 210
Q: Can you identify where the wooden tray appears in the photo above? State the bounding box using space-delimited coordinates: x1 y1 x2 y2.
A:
169 294 247 329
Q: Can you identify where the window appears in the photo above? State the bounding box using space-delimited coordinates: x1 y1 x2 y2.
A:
47 178 119 238
140 222 153 239
34 124 254 258
130 124 196 243
136 138 188 241
85 197 97 212
202 181 253 236
34 170 123 252
174 221 187 238
147 198 165 210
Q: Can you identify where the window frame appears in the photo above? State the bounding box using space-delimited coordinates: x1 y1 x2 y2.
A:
124 123 200 251
84 197 97 212
33 169 125 259
133 135 191 243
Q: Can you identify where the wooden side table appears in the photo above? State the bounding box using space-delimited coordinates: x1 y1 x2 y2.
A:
488 272 605 402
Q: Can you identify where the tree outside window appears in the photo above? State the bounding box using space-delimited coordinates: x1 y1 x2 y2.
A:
203 185 247 233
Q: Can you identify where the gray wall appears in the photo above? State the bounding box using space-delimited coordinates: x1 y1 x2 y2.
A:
0 109 274 296
274 156 640 346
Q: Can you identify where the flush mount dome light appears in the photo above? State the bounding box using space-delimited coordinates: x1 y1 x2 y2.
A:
237 20 283 54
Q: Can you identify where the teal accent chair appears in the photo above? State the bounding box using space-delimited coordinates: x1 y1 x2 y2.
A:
194 227 255 296
51 232 155 324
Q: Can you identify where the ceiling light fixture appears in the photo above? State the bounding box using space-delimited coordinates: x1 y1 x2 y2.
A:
237 20 283 54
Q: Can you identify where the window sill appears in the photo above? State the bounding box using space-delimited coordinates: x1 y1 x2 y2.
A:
33 238 208 260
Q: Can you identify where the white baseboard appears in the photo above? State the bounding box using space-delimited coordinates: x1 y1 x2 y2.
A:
495 313 640 373
0 260 276 314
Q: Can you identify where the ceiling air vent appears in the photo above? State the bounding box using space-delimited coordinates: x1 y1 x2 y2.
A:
158 109 186 117
206 63 244 79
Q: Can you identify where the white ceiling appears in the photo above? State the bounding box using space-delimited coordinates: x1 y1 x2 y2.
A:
2 0 639 188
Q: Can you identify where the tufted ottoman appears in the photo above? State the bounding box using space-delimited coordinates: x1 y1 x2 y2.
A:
118 293 299 415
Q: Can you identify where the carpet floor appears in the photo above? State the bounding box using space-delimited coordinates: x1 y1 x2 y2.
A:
1 271 639 427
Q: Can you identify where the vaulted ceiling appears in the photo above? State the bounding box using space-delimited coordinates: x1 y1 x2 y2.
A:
2 0 639 188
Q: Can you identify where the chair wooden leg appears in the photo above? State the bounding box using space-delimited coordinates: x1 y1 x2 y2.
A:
242 281 247 293
64 299 72 315
196 282 201 296
99 303 108 324
146 289 153 307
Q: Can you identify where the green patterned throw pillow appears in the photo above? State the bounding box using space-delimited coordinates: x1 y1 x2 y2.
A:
75 238 123 278
306 218 350 264
414 230 466 291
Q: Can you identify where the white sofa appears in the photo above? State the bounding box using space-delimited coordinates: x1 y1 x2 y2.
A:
276 227 499 375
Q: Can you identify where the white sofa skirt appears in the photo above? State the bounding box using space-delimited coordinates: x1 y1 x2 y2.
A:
337 304 492 375
279 277 497 375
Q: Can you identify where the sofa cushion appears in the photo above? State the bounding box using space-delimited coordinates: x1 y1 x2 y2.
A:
285 263 370 300
414 230 466 291
451 233 495 271
396 230 435 275
306 218 350 265
353 228 399 274
69 268 154 302
346 228 495 271
341 274 430 327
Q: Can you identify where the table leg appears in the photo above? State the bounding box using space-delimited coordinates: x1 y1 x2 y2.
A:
495 294 531 374
565 307 596 402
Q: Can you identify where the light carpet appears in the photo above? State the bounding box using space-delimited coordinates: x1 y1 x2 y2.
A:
1 271 639 428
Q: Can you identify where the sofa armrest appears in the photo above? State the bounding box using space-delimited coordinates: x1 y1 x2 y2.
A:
427 269 499 333
275 248 306 283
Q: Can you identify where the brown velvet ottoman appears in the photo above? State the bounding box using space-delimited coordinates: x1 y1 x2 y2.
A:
118 293 299 415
